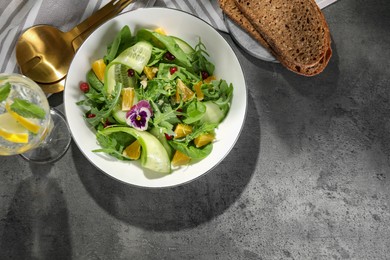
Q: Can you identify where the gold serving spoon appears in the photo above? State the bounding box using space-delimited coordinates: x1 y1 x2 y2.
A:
15 0 133 93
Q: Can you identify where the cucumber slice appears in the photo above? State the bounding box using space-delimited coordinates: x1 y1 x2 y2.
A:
113 41 153 74
200 101 225 124
149 127 174 159
105 41 153 95
172 36 194 55
105 64 116 95
112 105 127 124
115 64 136 88
100 126 171 173
105 64 137 95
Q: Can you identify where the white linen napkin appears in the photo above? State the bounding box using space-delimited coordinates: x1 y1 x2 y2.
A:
0 0 337 74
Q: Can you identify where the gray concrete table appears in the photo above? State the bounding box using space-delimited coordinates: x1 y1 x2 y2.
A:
1 0 390 259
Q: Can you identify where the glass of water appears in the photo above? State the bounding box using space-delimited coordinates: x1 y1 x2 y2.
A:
0 73 71 163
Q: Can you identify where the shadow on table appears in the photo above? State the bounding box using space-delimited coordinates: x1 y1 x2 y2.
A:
0 163 72 260
73 94 260 231
239 35 340 101
237 37 339 154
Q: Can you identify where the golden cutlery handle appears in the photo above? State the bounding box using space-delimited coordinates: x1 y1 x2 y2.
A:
67 0 134 51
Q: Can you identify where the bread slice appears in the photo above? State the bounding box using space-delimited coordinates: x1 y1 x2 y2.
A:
218 0 272 52
278 42 332 76
278 22 332 76
234 0 330 68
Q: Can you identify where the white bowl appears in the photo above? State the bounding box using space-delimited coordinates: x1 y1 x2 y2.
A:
64 7 247 188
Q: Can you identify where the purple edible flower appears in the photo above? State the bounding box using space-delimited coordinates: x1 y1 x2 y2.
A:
126 100 153 131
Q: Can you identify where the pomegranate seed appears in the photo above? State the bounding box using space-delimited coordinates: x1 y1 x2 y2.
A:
127 69 135 77
176 108 183 119
201 71 209 80
103 119 111 128
164 52 175 61
170 66 178 75
164 133 173 140
87 113 96 118
79 82 89 92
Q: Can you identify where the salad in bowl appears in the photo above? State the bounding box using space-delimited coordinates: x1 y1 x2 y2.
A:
64 8 246 188
77 26 233 173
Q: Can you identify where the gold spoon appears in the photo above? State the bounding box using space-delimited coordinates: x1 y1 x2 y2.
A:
15 0 133 93
38 77 66 94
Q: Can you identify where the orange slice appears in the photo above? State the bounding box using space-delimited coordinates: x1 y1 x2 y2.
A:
193 81 204 101
174 124 193 139
92 59 106 82
171 150 191 167
204 75 216 83
143 66 158 80
194 133 215 148
175 79 194 103
121 87 135 111
122 140 141 160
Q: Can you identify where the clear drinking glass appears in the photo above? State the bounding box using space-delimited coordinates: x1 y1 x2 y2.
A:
0 73 71 163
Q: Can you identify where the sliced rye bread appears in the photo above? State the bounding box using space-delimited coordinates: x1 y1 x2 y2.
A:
278 23 332 76
278 42 332 76
234 0 330 68
218 0 331 76
218 0 272 52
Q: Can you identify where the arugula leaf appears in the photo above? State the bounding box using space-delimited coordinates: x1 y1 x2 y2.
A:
86 83 122 127
191 38 215 75
148 47 166 66
151 102 180 136
157 63 199 81
138 78 170 102
76 92 105 107
93 132 130 160
0 82 11 102
84 91 106 104
213 80 233 114
201 79 233 115
169 141 212 159
10 98 45 119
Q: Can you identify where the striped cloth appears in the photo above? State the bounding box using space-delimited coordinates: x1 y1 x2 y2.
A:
0 0 337 74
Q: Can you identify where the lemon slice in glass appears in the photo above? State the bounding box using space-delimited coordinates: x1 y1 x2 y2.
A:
0 112 29 143
5 103 40 134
